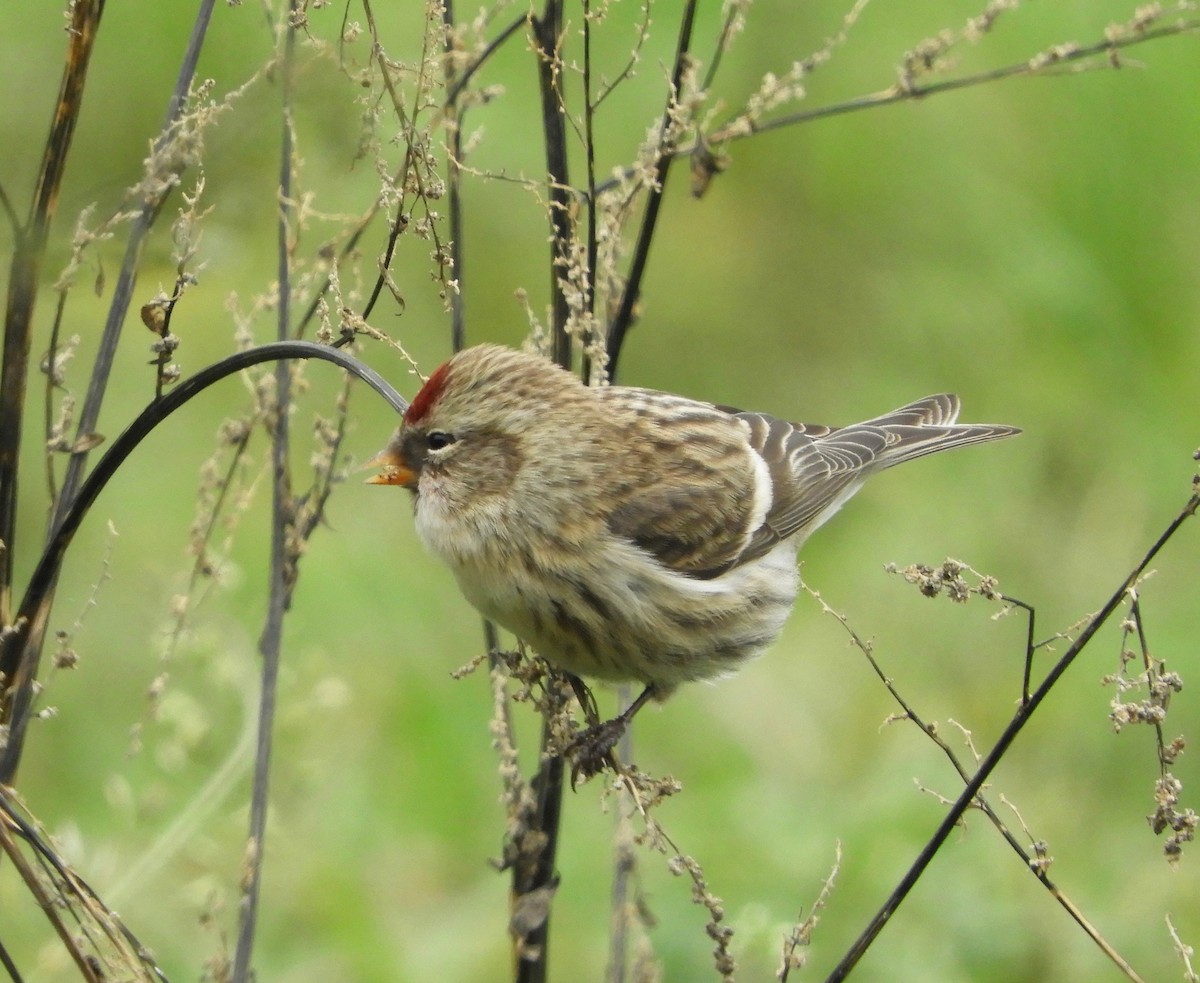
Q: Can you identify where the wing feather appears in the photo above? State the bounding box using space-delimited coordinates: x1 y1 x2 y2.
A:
600 389 1018 578
600 389 762 579
735 395 1019 564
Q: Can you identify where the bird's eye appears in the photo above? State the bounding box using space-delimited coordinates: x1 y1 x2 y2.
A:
426 431 457 451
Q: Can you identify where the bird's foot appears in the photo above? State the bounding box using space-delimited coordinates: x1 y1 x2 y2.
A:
565 716 628 788
561 680 659 787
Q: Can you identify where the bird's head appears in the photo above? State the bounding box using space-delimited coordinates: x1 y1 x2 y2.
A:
366 344 595 511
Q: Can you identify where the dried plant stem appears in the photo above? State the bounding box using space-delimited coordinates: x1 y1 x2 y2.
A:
592 15 1200 201
51 0 215 532
0 938 21 982
1166 914 1200 982
354 0 455 329
0 804 103 983
446 13 527 106
0 0 104 626
514 731 567 983
0 786 169 982
614 767 734 982
581 0 598 327
508 7 575 979
441 19 564 973
442 0 467 351
532 0 573 368
778 843 842 981
825 492 1199 981
1128 595 1171 769
41 292 73 506
604 0 698 379
807 586 1146 982
232 6 299 978
732 16 1200 143
0 0 214 788
606 684 637 983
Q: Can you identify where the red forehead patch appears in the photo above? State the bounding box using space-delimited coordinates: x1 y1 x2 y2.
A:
404 359 452 425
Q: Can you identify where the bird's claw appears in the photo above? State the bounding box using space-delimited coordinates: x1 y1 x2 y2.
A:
565 718 627 788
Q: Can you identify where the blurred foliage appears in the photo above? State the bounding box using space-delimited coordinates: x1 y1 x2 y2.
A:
1 1 1199 982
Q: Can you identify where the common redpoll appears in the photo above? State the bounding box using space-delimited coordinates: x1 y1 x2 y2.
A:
368 344 1018 772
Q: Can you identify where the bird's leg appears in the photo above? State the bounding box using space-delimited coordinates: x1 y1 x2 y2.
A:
565 672 603 728
565 683 658 787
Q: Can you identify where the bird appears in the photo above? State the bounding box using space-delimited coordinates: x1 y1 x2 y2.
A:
367 343 1019 778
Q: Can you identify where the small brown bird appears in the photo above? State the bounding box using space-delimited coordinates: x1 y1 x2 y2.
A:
368 344 1018 773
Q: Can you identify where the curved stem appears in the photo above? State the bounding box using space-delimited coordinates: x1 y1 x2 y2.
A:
0 341 407 782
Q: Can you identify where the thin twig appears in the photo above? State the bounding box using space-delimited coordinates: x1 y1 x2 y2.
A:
442 0 467 351
446 13 528 106
728 17 1200 144
604 1 698 378
1166 914 1200 982
778 843 842 982
809 584 1147 982
310 9 525 343
612 765 734 982
1128 595 1171 771
0 935 24 983
231 4 298 977
1 786 171 981
0 0 214 786
1003 593 1037 704
593 16 1200 200
701 2 744 92
582 0 598 342
355 0 454 329
824 492 1199 981
0 802 103 983
50 0 216 534
510 7 574 979
514 722 567 983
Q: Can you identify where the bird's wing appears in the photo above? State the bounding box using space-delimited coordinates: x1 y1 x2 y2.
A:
734 395 1019 564
733 412 886 564
602 391 1017 578
599 390 764 580
605 477 759 579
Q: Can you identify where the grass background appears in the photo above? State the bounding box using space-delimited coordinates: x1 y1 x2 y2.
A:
2 1 1199 981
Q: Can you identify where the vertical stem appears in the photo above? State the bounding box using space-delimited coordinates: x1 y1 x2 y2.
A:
441 0 466 352
515 724 566 983
606 685 634 983
0 0 214 780
232 5 296 979
511 8 573 981
531 0 573 370
0 0 105 626
579 0 599 382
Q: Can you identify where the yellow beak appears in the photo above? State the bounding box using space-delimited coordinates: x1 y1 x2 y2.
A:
363 446 416 487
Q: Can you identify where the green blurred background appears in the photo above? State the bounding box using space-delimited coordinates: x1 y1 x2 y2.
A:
2 2 1198 981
